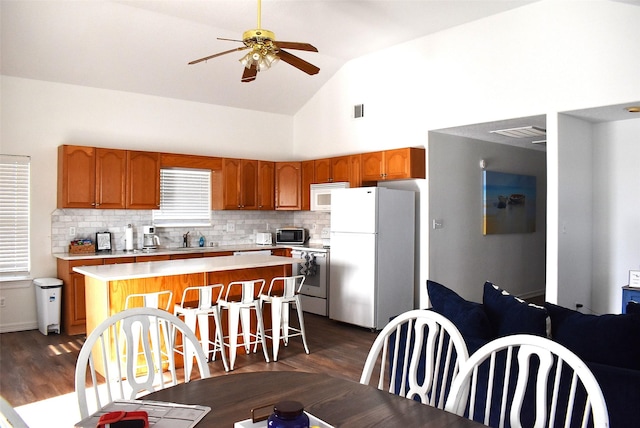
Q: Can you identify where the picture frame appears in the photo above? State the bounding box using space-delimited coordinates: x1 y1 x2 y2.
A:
629 270 640 288
482 170 536 235
96 232 112 252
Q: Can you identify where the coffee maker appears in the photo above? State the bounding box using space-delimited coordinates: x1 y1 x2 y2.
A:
142 226 160 250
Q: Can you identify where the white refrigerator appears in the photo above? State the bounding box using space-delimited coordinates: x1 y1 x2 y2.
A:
329 187 415 330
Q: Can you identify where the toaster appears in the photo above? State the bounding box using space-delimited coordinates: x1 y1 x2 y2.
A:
255 232 273 245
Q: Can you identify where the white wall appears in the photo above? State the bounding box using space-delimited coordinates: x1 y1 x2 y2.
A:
293 0 640 307
556 115 594 309
0 76 293 331
591 118 640 314
427 133 546 303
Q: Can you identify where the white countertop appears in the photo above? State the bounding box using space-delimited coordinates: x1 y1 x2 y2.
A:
53 243 328 261
73 254 301 282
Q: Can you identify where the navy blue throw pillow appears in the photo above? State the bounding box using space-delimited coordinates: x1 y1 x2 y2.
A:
483 281 549 338
427 280 492 341
545 302 640 370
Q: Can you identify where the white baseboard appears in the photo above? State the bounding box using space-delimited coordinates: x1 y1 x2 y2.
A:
0 322 38 334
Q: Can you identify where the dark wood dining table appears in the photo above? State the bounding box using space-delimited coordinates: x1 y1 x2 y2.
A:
143 371 485 427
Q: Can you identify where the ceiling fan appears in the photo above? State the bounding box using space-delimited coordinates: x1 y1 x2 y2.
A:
188 0 320 83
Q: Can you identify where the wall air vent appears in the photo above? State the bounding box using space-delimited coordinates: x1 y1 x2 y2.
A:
490 126 546 138
354 104 364 119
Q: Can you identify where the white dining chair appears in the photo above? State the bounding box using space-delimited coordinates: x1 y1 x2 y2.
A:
0 396 29 428
444 334 609 428
360 309 469 408
258 275 310 361
174 284 229 375
75 307 210 419
217 279 270 370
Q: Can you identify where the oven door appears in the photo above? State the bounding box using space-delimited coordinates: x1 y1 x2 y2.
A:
291 250 327 298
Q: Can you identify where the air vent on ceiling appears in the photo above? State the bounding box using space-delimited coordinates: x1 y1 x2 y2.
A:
354 104 364 119
490 126 546 138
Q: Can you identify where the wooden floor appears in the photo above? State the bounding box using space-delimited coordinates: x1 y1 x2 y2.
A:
0 313 379 408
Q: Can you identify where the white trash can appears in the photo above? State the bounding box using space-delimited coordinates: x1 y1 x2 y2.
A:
34 277 63 335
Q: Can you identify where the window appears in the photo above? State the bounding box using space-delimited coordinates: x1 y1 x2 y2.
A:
152 168 211 227
0 155 30 280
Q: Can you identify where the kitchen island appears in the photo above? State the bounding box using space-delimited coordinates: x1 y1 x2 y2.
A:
73 254 296 338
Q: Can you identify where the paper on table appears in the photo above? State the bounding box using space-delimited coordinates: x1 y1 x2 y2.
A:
74 399 210 428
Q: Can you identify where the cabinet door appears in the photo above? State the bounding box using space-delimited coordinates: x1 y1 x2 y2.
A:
222 158 241 209
240 159 258 209
314 158 332 183
95 148 126 209
331 156 351 183
70 273 87 329
275 162 301 210
126 151 160 209
57 145 96 208
361 151 384 181
258 161 275 210
349 154 362 188
301 160 315 211
384 147 426 180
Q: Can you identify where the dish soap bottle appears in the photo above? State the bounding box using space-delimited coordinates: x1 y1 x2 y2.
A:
199 236 205 247
267 401 309 428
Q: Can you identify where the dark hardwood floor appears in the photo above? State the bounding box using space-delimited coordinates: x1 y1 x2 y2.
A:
0 313 378 409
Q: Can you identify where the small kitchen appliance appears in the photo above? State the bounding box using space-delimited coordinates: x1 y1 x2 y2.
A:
255 232 273 245
275 227 306 245
142 225 160 250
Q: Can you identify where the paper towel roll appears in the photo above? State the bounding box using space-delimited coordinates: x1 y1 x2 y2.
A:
125 224 134 251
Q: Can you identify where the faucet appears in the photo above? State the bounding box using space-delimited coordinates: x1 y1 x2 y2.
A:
183 231 190 248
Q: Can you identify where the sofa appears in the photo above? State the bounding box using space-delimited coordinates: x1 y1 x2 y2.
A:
426 280 640 428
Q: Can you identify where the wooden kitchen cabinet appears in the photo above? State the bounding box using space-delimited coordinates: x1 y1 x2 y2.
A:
314 155 357 186
95 148 127 209
216 158 259 210
57 257 104 335
135 254 171 262
301 160 315 211
361 147 426 182
58 145 160 209
58 145 96 208
258 161 275 210
103 257 136 264
126 150 160 209
275 161 301 210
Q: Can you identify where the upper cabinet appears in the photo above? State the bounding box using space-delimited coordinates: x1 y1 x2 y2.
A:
58 145 160 209
58 145 97 208
314 155 357 186
216 158 259 210
301 160 315 211
258 161 275 210
275 162 302 210
126 151 160 209
361 148 426 182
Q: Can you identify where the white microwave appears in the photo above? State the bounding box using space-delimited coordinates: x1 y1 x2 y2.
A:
310 182 350 211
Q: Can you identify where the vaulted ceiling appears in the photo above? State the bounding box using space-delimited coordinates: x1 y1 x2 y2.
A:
1 0 538 116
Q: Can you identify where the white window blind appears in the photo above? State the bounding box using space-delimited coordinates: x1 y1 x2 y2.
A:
0 155 30 279
153 168 211 227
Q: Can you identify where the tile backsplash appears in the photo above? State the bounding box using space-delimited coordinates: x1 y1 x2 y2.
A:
51 209 330 253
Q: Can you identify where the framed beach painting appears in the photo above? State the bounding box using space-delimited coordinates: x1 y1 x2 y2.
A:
483 171 536 235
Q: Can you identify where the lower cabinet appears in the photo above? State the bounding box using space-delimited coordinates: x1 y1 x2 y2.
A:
57 258 103 335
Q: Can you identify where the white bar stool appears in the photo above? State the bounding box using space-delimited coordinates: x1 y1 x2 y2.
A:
259 275 310 361
123 290 175 381
174 285 229 377
218 279 270 370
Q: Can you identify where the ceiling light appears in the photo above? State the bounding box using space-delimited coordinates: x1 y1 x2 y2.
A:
490 126 546 138
626 106 640 113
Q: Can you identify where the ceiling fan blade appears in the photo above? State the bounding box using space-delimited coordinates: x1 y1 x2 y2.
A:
277 49 320 75
274 41 318 52
217 37 244 43
241 64 258 83
188 46 249 65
